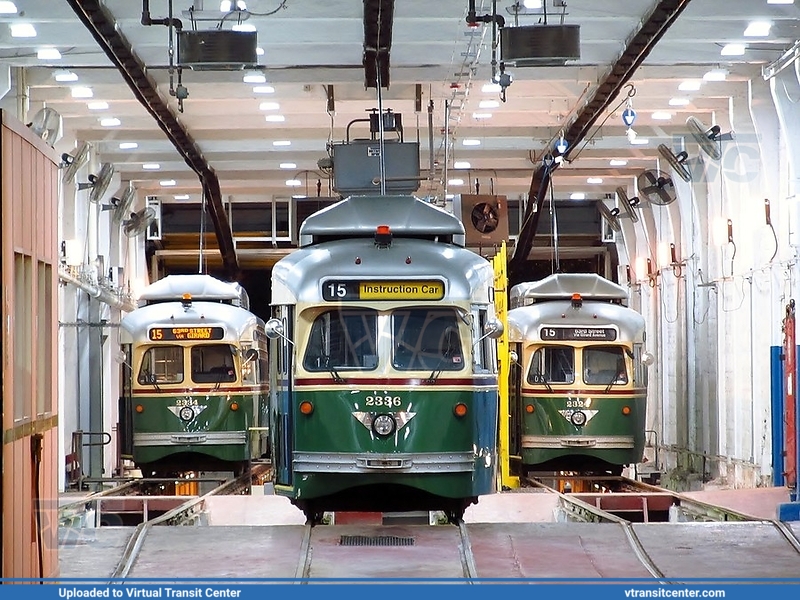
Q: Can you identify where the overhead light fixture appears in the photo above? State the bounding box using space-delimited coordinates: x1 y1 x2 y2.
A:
273 140 291 146
744 21 772 37
678 80 702 91
232 23 256 32
587 177 603 184
448 178 464 186
160 180 177 187
479 100 499 109
453 161 471 169
767 0 793 4
100 117 120 127
523 0 543 7
54 70 78 82
0 2 18 14
142 163 161 170
253 85 274 94
174 194 190 200
631 137 650 145
652 111 673 120
481 83 502 93
259 101 280 111
472 113 492 120
609 159 628 167
37 48 61 60
703 69 728 81
87 101 109 110
721 43 746 56
286 179 301 186
279 162 296 169
220 0 232 9
256 47 264 56
119 142 138 149
570 192 585 200
243 71 266 84
71 87 93 98
462 139 481 146
265 115 285 122
669 97 691 106
10 23 36 37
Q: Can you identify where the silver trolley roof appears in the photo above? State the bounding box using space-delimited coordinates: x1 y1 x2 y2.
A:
137 274 249 309
510 273 629 308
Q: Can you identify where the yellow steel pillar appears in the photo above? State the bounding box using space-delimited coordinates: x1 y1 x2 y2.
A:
492 242 519 490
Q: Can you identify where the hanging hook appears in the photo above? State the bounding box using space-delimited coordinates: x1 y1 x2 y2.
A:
625 83 637 98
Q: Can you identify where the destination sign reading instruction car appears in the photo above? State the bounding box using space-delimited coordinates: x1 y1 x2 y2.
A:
540 327 617 341
149 326 225 341
323 280 445 301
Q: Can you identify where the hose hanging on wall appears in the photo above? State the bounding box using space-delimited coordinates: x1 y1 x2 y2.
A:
31 433 44 581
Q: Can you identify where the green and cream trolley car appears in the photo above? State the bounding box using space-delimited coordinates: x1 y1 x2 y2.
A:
266 194 503 522
119 274 269 476
507 273 652 475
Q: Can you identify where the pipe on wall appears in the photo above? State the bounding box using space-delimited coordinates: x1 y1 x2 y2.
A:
59 267 136 312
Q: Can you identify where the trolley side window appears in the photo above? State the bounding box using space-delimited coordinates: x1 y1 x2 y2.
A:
191 344 237 383
633 344 648 387
392 308 464 371
583 346 628 385
528 346 574 384
303 309 378 371
472 308 496 374
138 346 184 384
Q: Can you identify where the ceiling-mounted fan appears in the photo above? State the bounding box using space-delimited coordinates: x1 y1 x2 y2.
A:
62 141 92 184
470 201 500 233
614 187 640 223
78 163 115 204
28 107 63 147
657 144 692 183
123 207 158 238
637 169 677 206
596 201 621 233
686 116 733 161
103 184 137 225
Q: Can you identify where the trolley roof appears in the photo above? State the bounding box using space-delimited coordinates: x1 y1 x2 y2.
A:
510 273 629 308
137 274 249 309
298 194 465 247
507 300 646 344
120 301 264 345
272 236 494 306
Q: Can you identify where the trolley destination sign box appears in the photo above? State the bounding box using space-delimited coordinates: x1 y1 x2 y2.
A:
539 327 617 341
148 326 226 341
322 279 445 301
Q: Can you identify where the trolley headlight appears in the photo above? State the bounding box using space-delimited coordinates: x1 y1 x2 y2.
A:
372 414 396 437
179 407 195 422
570 410 587 427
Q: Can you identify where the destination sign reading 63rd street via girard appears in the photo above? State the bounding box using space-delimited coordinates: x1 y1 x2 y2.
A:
322 280 445 301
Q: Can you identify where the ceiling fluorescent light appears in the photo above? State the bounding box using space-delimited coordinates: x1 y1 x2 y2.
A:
472 113 492 120
0 2 18 14
253 86 274 94
448 178 464 186
767 0 793 4
119 142 138 150
570 192 585 200
279 162 296 169
220 0 232 10
265 115 285 122
87 101 109 110
232 23 256 32
631 138 650 145
481 83 501 93
744 21 771 37
523 0 543 7
243 71 266 84
37 48 61 60
453 161 471 169
678 80 702 91
462 139 481 146
721 43 746 56
160 180 177 187
10 23 36 37
273 140 291 146
71 87 94 98
285 179 301 186
174 194 190 200
54 70 78 82
703 69 728 81
609 159 628 167
651 111 673 120
587 177 603 184
256 47 264 56
142 163 161 170
259 101 280 111
100 118 121 127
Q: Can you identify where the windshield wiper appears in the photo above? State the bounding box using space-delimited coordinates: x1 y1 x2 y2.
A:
323 356 345 383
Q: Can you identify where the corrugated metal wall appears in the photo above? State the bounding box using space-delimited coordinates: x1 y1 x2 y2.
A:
1 109 60 579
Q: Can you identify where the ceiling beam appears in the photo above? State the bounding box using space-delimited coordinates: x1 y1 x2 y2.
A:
64 0 240 280
508 0 694 286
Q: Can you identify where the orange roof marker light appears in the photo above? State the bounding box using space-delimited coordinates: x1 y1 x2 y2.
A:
374 224 393 248
181 292 192 309
571 293 582 309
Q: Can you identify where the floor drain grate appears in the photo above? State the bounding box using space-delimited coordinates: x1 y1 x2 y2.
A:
339 535 415 547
